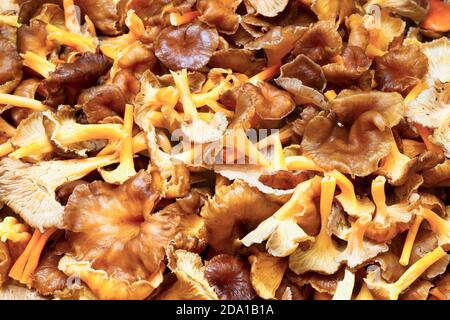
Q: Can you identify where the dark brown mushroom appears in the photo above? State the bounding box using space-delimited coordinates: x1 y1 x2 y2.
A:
77 84 126 123
374 45 428 96
0 38 22 93
42 53 112 93
208 49 265 76
205 254 255 300
75 0 126 36
292 20 343 65
198 0 240 34
155 22 219 70
31 251 68 296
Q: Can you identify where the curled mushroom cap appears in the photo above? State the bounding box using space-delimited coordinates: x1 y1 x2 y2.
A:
17 20 54 58
292 21 343 65
363 8 406 53
330 90 404 128
301 113 395 177
31 251 68 297
208 49 265 76
311 0 356 23
364 0 430 24
423 160 450 187
420 37 450 86
0 38 22 94
78 84 126 124
345 14 369 50
200 179 280 253
0 155 117 230
42 53 112 94
245 25 307 65
156 249 218 300
249 251 287 300
198 0 241 34
76 0 125 36
155 22 219 70
322 46 372 90
58 255 165 300
247 0 288 17
233 82 295 127
205 254 255 300
64 171 178 283
374 45 428 95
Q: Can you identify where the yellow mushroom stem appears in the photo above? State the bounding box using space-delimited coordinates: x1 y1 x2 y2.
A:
415 124 443 154
404 81 429 105
191 74 235 117
9 139 53 160
0 217 31 243
53 122 124 145
325 170 373 218
382 246 446 300
99 104 136 184
0 93 49 111
355 283 375 300
169 11 201 26
399 215 424 266
248 63 281 85
0 15 21 28
0 140 14 157
324 90 337 101
270 132 287 171
371 176 389 221
63 0 81 34
171 69 199 121
285 156 324 172
333 269 355 300
9 228 57 285
155 129 172 153
0 117 16 138
317 176 337 244
417 207 450 245
20 51 56 79
46 24 97 53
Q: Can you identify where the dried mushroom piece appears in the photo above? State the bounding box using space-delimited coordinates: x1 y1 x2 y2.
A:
155 22 219 71
198 0 241 34
201 179 280 253
75 0 125 36
246 0 288 17
242 177 320 257
310 0 355 23
63 171 177 299
292 20 343 65
205 254 255 300
156 249 218 300
364 0 430 25
374 45 428 95
249 251 287 300
0 155 116 230
0 38 22 94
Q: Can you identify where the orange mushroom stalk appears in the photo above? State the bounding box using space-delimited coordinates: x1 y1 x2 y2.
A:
9 228 56 286
0 94 49 111
169 11 201 26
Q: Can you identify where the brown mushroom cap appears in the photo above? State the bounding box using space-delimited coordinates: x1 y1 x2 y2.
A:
75 0 125 36
208 49 265 76
0 38 22 93
17 20 54 57
32 251 68 296
374 45 428 95
292 20 343 65
205 254 255 300
198 0 241 34
64 171 177 282
78 84 126 124
155 22 219 71
42 53 112 93
301 113 395 176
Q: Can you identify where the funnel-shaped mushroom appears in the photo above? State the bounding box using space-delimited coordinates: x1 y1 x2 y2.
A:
0 154 117 230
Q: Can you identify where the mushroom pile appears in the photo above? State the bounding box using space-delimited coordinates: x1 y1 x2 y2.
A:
0 0 448 300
